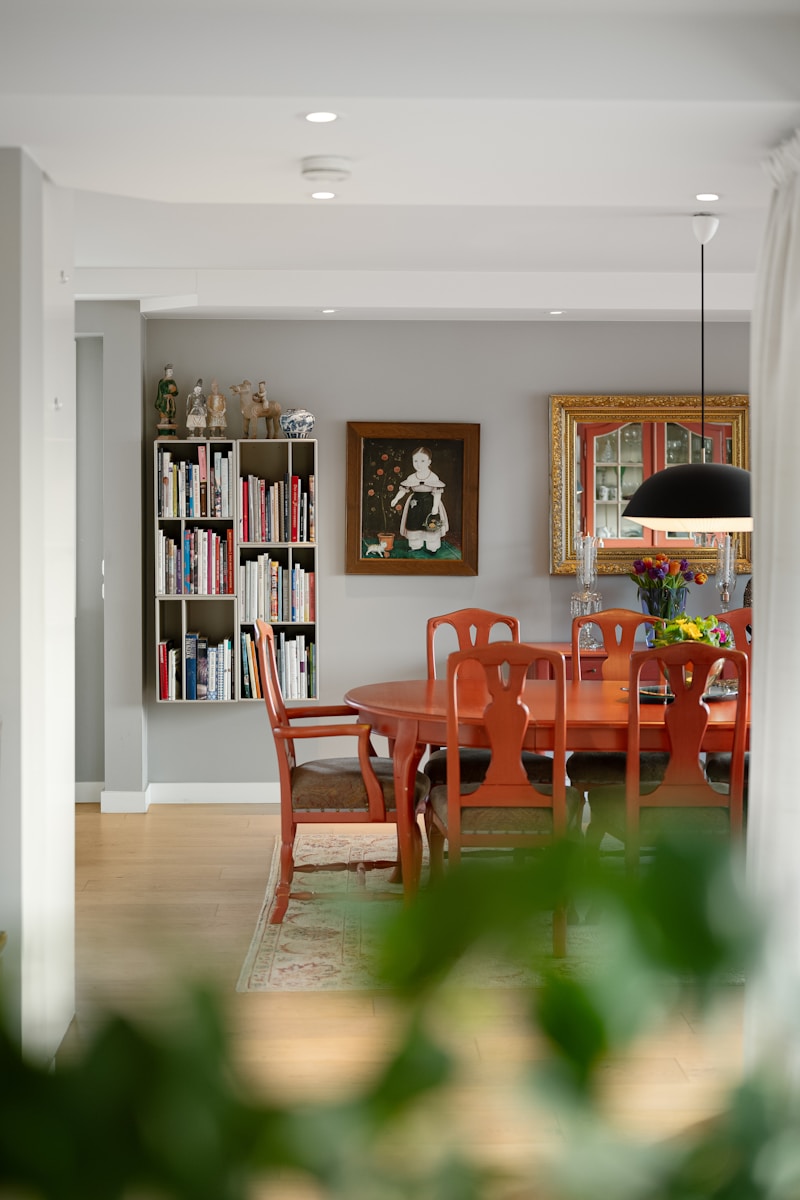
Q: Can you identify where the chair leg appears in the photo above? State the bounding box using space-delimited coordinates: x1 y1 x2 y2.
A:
269 838 295 924
424 807 446 881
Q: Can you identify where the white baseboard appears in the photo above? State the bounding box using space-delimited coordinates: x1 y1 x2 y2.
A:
100 789 149 814
80 782 281 812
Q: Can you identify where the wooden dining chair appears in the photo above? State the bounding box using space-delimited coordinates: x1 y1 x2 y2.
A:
585 642 749 870
424 642 583 957
424 607 554 788
705 607 752 794
566 608 669 798
713 606 752 656
254 619 430 923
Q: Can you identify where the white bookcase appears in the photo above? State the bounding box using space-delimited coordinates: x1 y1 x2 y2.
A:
154 438 318 702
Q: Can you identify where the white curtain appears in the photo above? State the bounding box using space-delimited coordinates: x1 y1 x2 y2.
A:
744 127 800 1077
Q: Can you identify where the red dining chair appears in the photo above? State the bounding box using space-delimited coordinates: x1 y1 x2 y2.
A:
423 608 553 788
254 619 430 923
424 642 583 956
566 608 669 798
585 642 749 870
705 607 752 794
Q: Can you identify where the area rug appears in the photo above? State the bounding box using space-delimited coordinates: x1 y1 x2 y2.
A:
236 830 605 993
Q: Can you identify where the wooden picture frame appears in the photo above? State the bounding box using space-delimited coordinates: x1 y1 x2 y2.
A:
345 421 480 575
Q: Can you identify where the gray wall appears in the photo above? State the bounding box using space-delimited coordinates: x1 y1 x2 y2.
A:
137 317 750 784
75 337 104 784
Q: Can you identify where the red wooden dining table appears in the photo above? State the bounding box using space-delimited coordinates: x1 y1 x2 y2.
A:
343 675 750 902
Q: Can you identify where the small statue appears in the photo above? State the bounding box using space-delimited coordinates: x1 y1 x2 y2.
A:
230 379 282 440
155 364 179 439
185 379 207 438
206 378 227 438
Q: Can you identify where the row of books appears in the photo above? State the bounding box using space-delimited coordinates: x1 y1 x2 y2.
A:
240 629 316 700
156 528 235 595
239 557 315 624
158 446 235 519
184 633 233 701
240 473 315 544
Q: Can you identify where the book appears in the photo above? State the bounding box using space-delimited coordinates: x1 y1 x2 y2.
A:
247 632 261 699
158 640 169 700
197 636 209 700
198 444 208 517
207 645 218 701
184 632 198 700
226 528 234 594
240 631 252 698
290 475 299 542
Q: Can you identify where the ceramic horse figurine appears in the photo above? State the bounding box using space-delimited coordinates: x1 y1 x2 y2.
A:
229 379 282 439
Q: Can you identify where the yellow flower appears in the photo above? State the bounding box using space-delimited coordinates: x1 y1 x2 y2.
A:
681 621 702 640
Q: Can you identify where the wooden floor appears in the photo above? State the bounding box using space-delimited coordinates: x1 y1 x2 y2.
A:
70 803 745 1194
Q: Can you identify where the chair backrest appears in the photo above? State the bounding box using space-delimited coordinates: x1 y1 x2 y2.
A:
444 643 570 854
427 607 521 682
254 619 296 771
713 607 752 657
625 642 748 841
571 607 664 683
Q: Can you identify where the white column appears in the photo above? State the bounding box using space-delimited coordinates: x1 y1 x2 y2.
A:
744 127 800 1079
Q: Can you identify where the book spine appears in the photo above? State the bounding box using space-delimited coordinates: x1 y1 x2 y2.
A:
198 444 208 517
197 636 208 700
290 475 299 542
184 632 198 700
158 641 168 700
308 474 315 542
240 631 252 698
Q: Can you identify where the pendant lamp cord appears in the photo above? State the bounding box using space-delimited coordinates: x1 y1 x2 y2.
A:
700 240 706 463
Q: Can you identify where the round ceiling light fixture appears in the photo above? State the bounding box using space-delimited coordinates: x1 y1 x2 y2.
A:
305 111 338 123
301 155 352 183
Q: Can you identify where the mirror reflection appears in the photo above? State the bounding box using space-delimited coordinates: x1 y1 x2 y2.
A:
550 394 751 576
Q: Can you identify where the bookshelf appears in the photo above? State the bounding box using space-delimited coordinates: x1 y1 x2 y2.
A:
154 438 318 702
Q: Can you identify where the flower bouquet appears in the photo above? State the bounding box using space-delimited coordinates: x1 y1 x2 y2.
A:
629 553 708 622
653 614 730 692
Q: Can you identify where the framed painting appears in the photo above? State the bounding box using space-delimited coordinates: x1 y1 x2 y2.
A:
345 421 480 575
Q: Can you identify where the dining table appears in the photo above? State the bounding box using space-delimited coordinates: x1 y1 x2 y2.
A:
343 673 750 902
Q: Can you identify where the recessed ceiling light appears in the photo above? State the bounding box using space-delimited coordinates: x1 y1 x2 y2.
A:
311 191 336 200
548 310 564 316
322 308 336 314
696 192 719 202
305 111 338 123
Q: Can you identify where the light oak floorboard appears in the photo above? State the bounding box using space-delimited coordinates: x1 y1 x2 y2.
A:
67 803 745 1173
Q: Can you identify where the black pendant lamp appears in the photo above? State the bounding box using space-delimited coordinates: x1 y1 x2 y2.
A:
622 214 753 534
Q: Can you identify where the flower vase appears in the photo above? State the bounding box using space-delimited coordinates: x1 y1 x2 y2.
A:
638 585 687 645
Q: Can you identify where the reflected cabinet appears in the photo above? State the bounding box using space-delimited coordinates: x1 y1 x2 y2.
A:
550 394 751 576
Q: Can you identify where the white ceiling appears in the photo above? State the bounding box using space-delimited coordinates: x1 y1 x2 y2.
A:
2 0 799 320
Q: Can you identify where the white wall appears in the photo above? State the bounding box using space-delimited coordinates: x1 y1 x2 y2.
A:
137 316 750 785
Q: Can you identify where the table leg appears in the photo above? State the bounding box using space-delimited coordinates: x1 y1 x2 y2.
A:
390 718 424 901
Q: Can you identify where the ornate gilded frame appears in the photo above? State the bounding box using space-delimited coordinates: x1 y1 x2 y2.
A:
549 393 751 576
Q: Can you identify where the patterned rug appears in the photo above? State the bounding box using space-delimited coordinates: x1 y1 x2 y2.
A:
236 829 602 992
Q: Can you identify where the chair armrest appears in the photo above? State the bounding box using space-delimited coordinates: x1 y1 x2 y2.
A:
285 703 356 720
274 722 375 741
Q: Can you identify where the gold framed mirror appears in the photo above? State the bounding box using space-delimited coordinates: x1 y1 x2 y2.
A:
550 393 751 576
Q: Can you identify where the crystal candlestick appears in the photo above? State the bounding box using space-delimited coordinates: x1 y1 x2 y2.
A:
715 534 736 613
572 534 603 649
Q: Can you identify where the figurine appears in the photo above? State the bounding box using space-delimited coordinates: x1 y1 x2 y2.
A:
206 378 227 438
155 364 179 439
229 379 282 439
185 379 207 438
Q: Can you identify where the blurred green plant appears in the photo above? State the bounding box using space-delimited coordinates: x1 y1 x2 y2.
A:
2 833 792 1200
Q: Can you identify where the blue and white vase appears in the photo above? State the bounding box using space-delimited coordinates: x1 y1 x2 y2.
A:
279 408 315 439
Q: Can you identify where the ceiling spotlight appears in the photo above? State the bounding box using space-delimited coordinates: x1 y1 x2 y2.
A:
301 155 351 183
696 192 719 202
305 111 338 123
322 308 336 314
548 310 564 316
311 191 336 200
